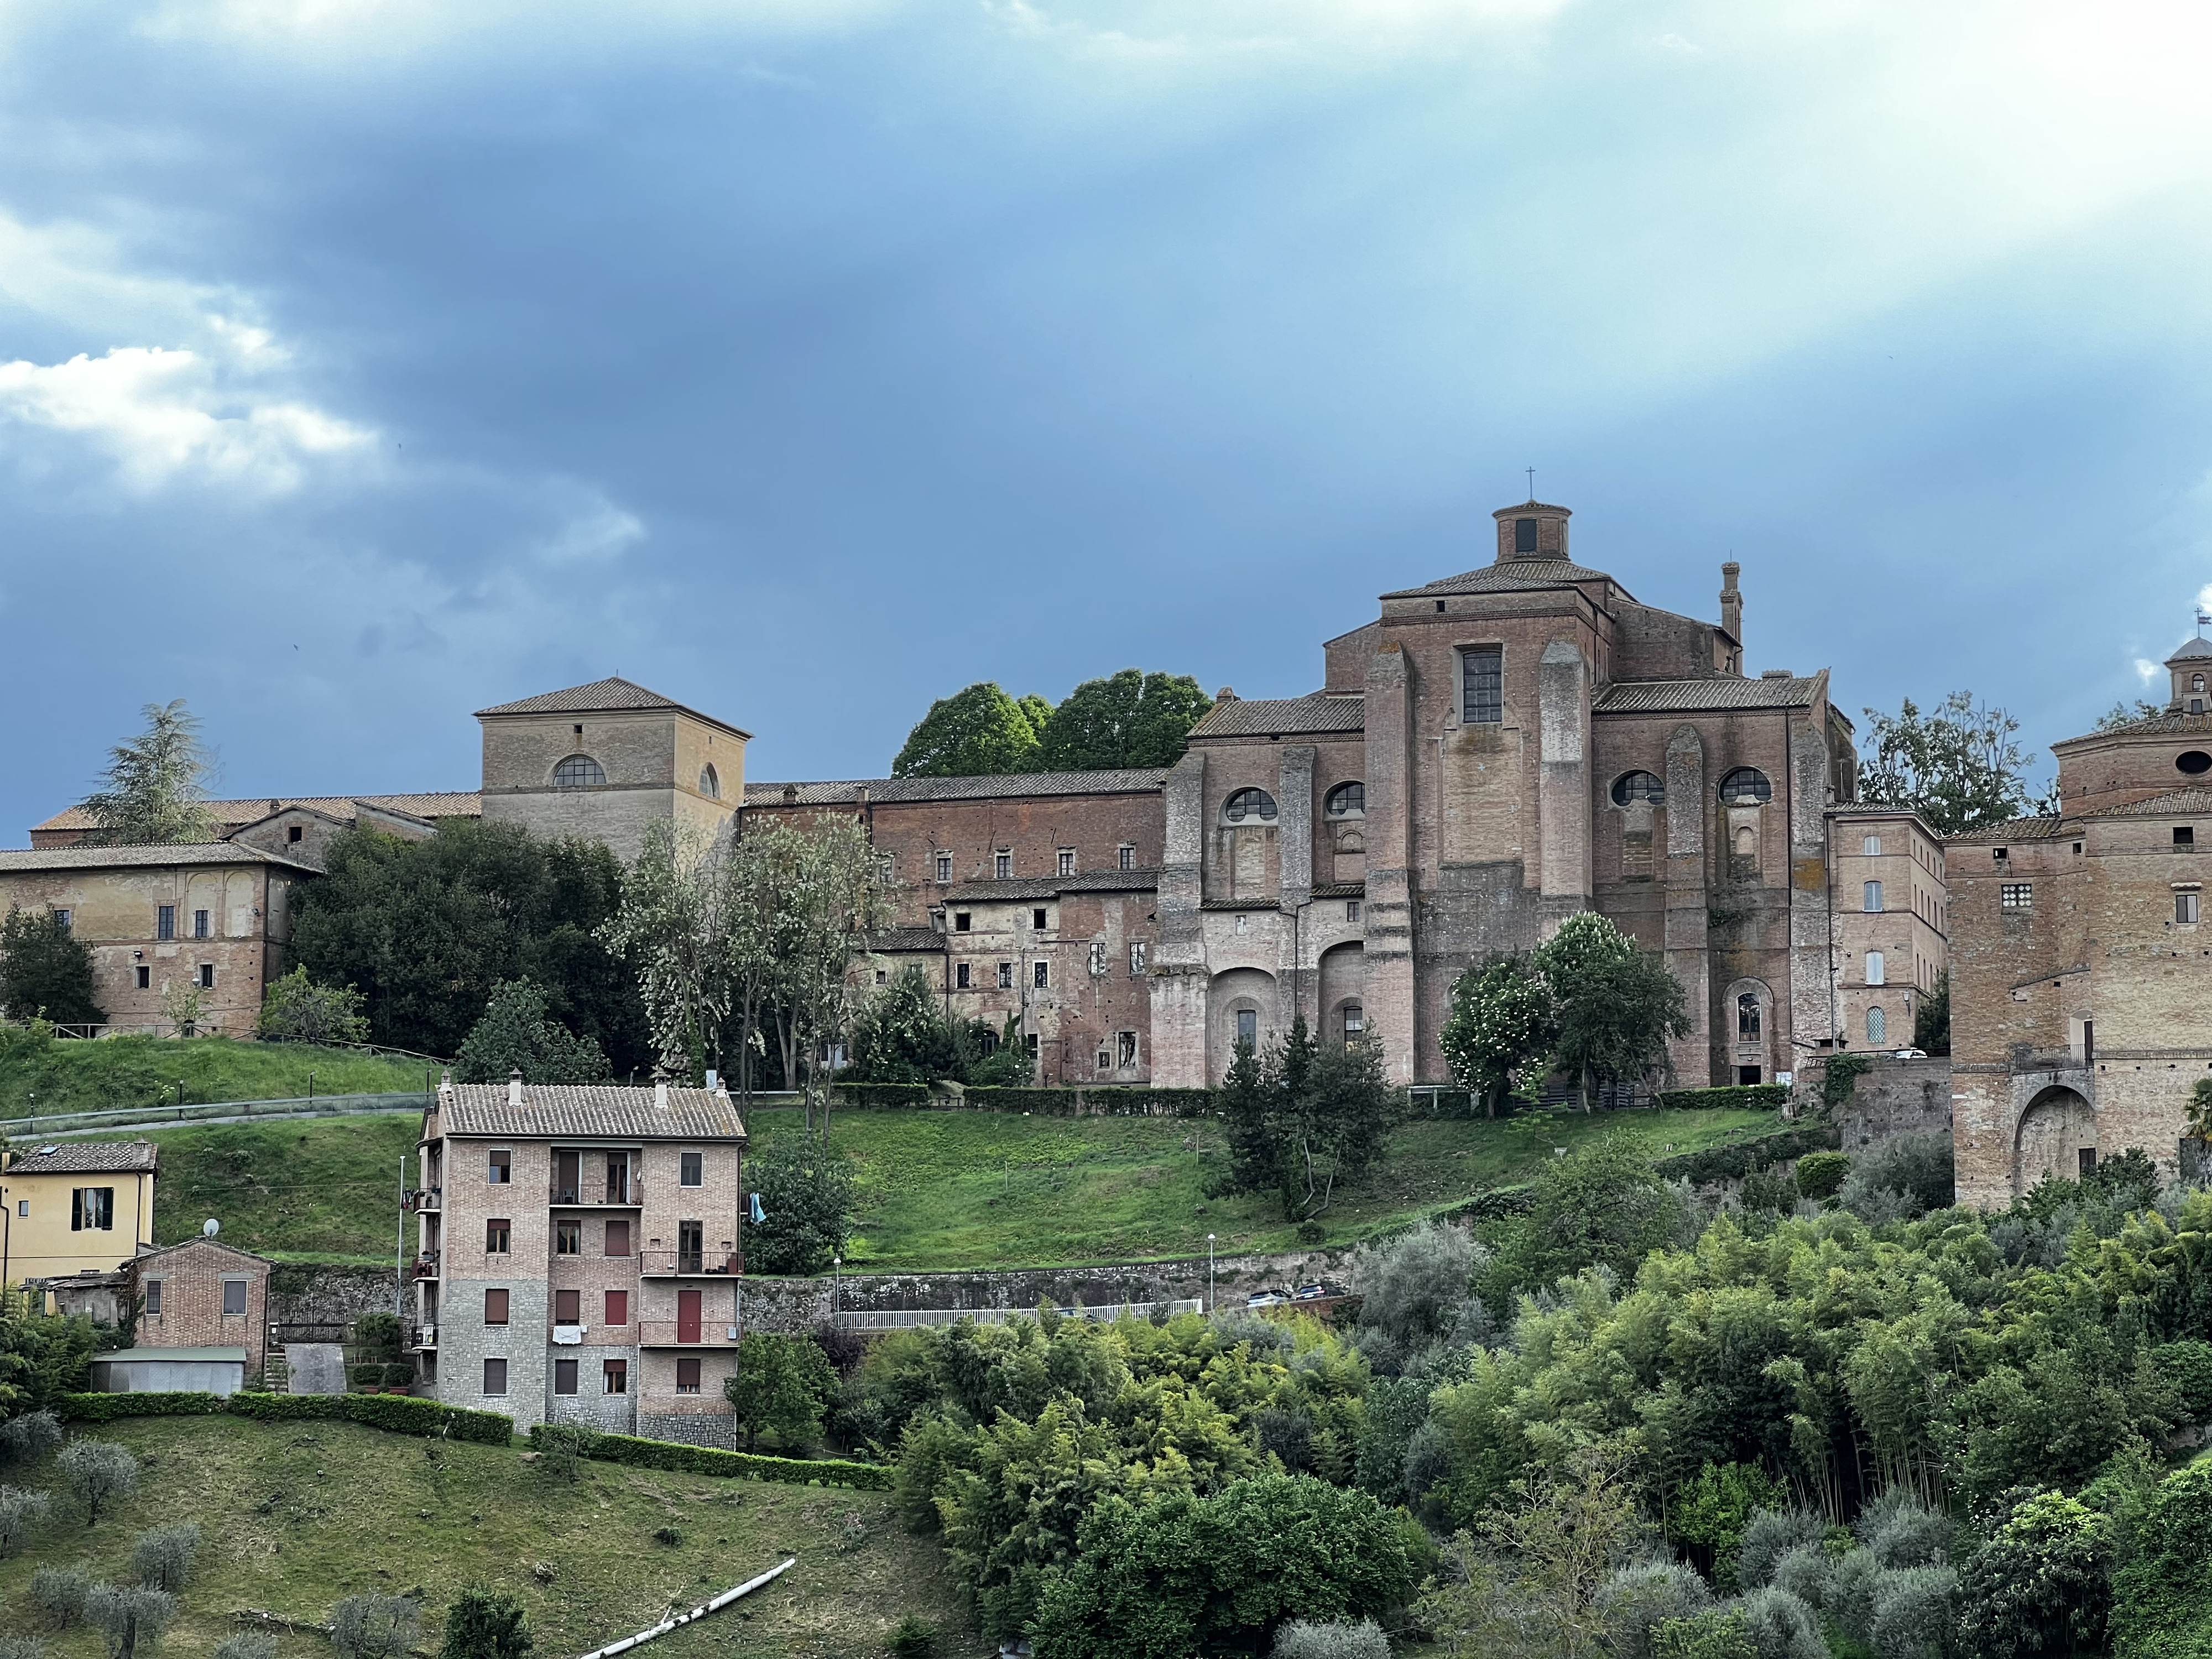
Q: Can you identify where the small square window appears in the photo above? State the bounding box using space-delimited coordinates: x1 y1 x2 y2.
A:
955 912 972 933
555 1358 578 1395
998 962 1014 989
1032 907 1048 930
681 1151 704 1187
488 1150 512 1185
483 1358 508 1396
288 824 304 843
2001 883 2033 911
2177 827 2195 847
956 962 971 989
193 909 210 939
484 1288 510 1326
603 1359 628 1395
1034 961 1048 988
995 851 1012 879
486 1218 511 1254
1118 846 1135 872
555 1219 582 1255
1058 849 1076 876
936 852 952 882
676 1357 702 1395
135 966 150 989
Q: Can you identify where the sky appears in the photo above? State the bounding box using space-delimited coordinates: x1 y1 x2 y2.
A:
6 0 2212 836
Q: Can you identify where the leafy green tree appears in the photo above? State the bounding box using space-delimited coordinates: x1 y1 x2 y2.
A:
453 979 609 1084
1488 1133 1682 1295
599 819 731 1083
891 683 1047 778
1034 670 1212 772
1955 1490 2110 1659
1651 1611 1756 1659
293 820 646 1069
1214 1020 1397 1219
724 1330 838 1451
439 1583 534 1659
1666 1462 1786 1590
2105 1455 2212 1657
1441 953 1556 1117
254 966 369 1045
1859 691 2049 835
743 1137 859 1274
74 700 215 846
1913 970 1950 1055
850 965 954 1084
2094 698 2163 732
0 907 102 1025
1535 915 1688 1108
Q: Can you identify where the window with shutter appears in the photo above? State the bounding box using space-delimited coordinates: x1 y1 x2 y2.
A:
484 1288 509 1326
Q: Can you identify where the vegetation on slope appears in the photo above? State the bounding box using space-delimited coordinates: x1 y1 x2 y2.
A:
0 1029 430 1121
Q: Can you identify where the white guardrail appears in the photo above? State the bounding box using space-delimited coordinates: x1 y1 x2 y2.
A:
5 1092 433 1139
831 1299 1202 1330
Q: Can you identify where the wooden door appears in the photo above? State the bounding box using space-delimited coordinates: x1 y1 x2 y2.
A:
677 1289 702 1345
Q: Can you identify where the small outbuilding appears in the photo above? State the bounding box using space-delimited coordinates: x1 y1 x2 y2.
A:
88 1345 250 1396
128 1237 272 1379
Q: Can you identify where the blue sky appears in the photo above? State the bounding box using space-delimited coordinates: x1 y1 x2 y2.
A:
4 0 2211 836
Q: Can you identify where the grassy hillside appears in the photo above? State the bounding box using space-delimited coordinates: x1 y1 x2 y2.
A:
0 1414 972 1659
0 1031 431 1120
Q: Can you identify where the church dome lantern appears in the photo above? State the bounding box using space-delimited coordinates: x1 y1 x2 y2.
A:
1493 500 1572 564
2168 632 2212 713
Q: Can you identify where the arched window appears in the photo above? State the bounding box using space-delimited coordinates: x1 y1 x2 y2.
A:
1718 767 1772 805
552 754 606 789
2195 675 2205 693
1736 994 1761 1038
1325 782 1366 818
698 763 720 800
1865 951 1885 985
1224 789 1277 823
1611 770 1665 806
1866 1006 1887 1046
1341 1003 1365 1041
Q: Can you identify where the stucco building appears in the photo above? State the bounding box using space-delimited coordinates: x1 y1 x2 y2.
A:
0 1141 159 1293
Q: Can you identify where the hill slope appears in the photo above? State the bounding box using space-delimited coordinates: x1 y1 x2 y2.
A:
1 1030 430 1120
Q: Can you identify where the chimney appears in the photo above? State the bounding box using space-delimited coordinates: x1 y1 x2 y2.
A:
704 1068 718 1093
1720 562 1743 645
439 1069 453 1100
507 1069 523 1107
655 1078 671 1111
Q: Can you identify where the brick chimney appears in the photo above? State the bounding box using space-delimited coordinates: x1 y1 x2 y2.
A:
1720 562 1743 645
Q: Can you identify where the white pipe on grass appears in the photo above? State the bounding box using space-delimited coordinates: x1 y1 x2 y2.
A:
575 1556 797 1659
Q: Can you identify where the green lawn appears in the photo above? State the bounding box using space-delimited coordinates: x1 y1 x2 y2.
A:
0 1414 971 1659
752 1103 1782 1271
0 1031 431 1120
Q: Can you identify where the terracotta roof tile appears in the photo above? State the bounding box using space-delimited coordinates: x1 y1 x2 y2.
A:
1190 693 1366 740
1382 559 1625 599
32 792 480 836
0 843 322 874
1594 676 1822 713
473 678 752 738
744 770 1165 807
7 1141 160 1174
435 1084 745 1141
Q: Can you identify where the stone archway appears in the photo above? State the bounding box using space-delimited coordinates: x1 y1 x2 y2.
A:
1206 967 1278 1087
2015 1086 2096 1196
1722 977 1774 1086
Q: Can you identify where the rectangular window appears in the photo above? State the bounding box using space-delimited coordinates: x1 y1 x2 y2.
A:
555 1358 578 1395
484 1288 509 1326
1865 951 1885 985
954 911 972 933
197 962 214 989
2001 883 2033 911
135 965 150 989
878 854 896 888
486 1218 511 1254
488 1150 512 1185
956 962 971 989
222 1279 248 1316
2178 827 2196 847
1347 900 1361 923
70 1187 114 1232
193 909 209 939
1032 907 1048 930
556 1219 582 1254
995 851 1012 879
1058 849 1076 876
605 1218 630 1256
603 1359 628 1395
483 1358 508 1396
51 909 70 935
678 1219 705 1274
1460 646 1503 725
1033 961 1048 988
998 961 1014 989
555 1289 581 1325
1864 880 1884 912
156 905 175 940
1236 1008 1258 1046
1117 1031 1138 1067
676 1357 702 1395
1130 942 1147 974
144 1279 163 1316
1118 846 1135 871
2180 892 2201 925
680 1151 704 1187
1088 942 1108 976
604 1289 628 1326
1863 835 1882 856
936 852 952 882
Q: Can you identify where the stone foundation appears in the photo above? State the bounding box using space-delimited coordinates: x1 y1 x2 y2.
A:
638 1413 737 1450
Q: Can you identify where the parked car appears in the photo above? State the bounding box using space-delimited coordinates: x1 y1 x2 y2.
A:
1891 1047 1928 1060
1245 1291 1288 1309
1292 1283 1327 1301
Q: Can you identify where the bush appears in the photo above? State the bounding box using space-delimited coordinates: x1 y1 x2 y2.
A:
1653 1610 1757 1659
342 1393 512 1443
743 1138 859 1276
0 1484 53 1555
1670 1462 1787 1590
54 1394 223 1424
1768 1545 1831 1608
1656 1084 1791 1112
1954 1489 2110 1659
0 1636 46 1659
1793 1151 1850 1199
352 1312 402 1354
350 1364 388 1387
1598 1560 1715 1659
213 1637 278 1659
222 1394 343 1422
0 1410 64 1464
524 1423 891 1490
131 1524 199 1591
1270 1619 1392 1659
535 1423 596 1481
440 1583 534 1659
384 1364 416 1386
1735 1508 1827 1590
2151 1340 2212 1424
1861 1491 1952 1568
330 1594 422 1659
32 1564 90 1629
651 1526 680 1546
1350 1222 1485 1355
454 978 609 1086
1827 1549 1882 1646
1733 1585 1827 1659
886 1617 938 1659
1837 1134 1954 1221
57 1439 139 1526
85 1583 176 1659
2110 1455 2212 1657
1868 1564 1957 1659
256 966 371 1046
1653 1125 1839 1187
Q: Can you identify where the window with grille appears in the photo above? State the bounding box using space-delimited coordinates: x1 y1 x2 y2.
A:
1326 782 1366 817
552 754 606 787
1866 1007 1887 1045
1719 768 1772 805
1118 846 1135 870
995 850 1012 878
1034 961 1048 988
2001 883 2033 911
1089 942 1107 976
1461 646 1503 724
998 962 1013 988
1611 771 1664 806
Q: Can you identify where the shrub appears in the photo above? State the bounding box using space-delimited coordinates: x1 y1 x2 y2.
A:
440 1583 534 1659
1793 1151 1850 1199
352 1312 402 1354
350 1365 388 1387
223 1394 342 1422
54 1394 223 1424
1861 1491 1952 1568
383 1364 415 1386
1735 1508 1826 1590
535 1423 595 1482
651 1526 680 1546
1732 1586 1827 1659
213 1637 278 1659
256 966 371 1046
330 1594 422 1659
2109 1455 2212 1657
886 1618 938 1659
0 1410 63 1464
341 1393 512 1443
1350 1222 1486 1355
1837 1134 1954 1221
1598 1560 1715 1659
2151 1340 2212 1424
85 1583 176 1659
1656 1084 1791 1112
528 1423 891 1490
1955 1489 2111 1659
1670 1462 1787 1590
1868 1564 1957 1659
32 1564 90 1629
0 1636 46 1659
1826 1549 1882 1646
1768 1545 1831 1608
57 1440 139 1527
131 1524 199 1591
0 1484 53 1555
1269 1619 1392 1659
1653 1610 1757 1659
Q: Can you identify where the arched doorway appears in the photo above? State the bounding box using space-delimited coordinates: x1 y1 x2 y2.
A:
1723 978 1773 1085
2015 1086 2096 1195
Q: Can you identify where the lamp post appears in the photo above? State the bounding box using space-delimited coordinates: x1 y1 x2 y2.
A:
832 1255 841 1319
1207 1234 1216 1314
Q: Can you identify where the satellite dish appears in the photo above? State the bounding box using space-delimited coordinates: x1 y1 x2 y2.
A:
202 1218 220 1237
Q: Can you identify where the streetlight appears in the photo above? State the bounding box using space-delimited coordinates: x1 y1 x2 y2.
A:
832 1255 842 1319
1207 1234 1216 1314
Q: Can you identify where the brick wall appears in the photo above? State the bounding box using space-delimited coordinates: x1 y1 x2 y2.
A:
133 1239 269 1372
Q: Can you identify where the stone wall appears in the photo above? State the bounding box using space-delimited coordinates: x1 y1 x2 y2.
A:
268 1262 404 1329
1835 1055 1954 1151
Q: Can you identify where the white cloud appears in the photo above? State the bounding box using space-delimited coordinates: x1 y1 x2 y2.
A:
2136 657 2161 684
535 494 646 564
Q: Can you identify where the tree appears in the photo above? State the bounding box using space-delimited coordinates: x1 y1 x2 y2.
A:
761 812 893 1142
1034 670 1212 771
255 967 370 1046
56 1440 137 1527
1913 970 1950 1055
453 979 609 1084
2109 1458 2212 1658
130 1523 199 1591
0 907 103 1025
159 980 204 1039
724 1329 838 1451
329 1595 422 1659
75 700 215 846
85 1583 174 1659
1214 1020 1398 1220
293 820 646 1070
533 1422 594 1482
603 819 732 1083
892 683 1047 778
1954 1490 2110 1659
1490 1133 1682 1293
850 965 955 1084
1536 915 1689 1109
1441 953 1556 1117
440 1584 534 1659
0 1485 51 1555
2094 699 2163 732
1859 692 2050 836
744 1137 859 1275
1666 1462 1786 1590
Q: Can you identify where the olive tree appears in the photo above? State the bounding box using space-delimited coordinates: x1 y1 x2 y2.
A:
57 1441 138 1527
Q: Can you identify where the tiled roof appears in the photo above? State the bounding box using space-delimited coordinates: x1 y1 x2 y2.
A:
436 1084 745 1142
474 678 753 738
745 770 1166 807
1191 693 1366 740
867 927 946 953
1948 815 2067 844
1310 881 1366 899
944 870 1160 903
1594 675 1822 713
7 1142 159 1175
2094 787 2212 817
32 792 480 836
0 843 322 874
2054 711 2212 744
1383 560 1624 599
134 1237 270 1266
1202 898 1281 911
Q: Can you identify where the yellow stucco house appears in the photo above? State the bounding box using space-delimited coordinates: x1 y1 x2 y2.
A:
0 1142 158 1291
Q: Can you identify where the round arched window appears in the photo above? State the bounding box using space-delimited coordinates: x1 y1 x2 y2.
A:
2179 752 2212 776
1325 782 1365 818
1718 767 1772 805
699 763 720 800
552 754 607 789
1224 789 1278 823
1611 770 1665 806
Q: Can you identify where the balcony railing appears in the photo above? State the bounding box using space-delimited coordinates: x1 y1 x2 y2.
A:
639 1248 740 1277
406 1187 443 1213
405 1323 438 1351
408 1252 441 1282
548 1181 644 1207
638 1319 740 1348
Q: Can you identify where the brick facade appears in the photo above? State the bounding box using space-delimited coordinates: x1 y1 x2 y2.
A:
131 1238 270 1374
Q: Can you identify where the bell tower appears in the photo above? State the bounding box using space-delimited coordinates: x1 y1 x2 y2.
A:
2167 635 2212 713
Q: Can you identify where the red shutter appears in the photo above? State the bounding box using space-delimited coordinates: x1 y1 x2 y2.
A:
605 1290 628 1326
677 1288 701 1344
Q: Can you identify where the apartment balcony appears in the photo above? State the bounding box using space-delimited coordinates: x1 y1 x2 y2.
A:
639 1248 740 1277
406 1187 443 1213
407 1252 441 1282
548 1182 644 1207
405 1323 438 1352
638 1320 741 1348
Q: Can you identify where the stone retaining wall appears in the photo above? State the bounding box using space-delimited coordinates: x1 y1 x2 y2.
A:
1837 1055 1954 1151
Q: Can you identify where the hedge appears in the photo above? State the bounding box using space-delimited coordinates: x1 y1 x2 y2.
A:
1654 1083 1792 1112
528 1423 892 1490
1653 1123 1840 1187
828 1082 933 1108
55 1391 226 1422
60 1390 514 1444
962 1086 1212 1118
